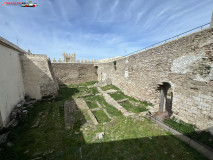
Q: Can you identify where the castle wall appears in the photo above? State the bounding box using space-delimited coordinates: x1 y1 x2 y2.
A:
52 63 98 84
20 54 58 99
97 28 213 132
0 44 25 127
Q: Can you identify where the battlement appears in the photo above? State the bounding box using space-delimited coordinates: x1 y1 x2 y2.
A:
62 52 76 62
52 53 122 64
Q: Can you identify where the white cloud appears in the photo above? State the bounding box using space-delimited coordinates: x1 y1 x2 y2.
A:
0 0 213 61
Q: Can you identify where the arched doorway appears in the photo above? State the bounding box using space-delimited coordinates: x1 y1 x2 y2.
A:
94 66 98 75
158 82 173 116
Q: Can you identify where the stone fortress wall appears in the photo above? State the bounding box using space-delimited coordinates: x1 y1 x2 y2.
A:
97 27 213 133
52 63 98 85
0 15 213 134
52 53 122 64
51 53 122 85
0 37 58 128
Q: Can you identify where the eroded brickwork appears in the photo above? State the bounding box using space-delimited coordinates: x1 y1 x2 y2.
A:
97 28 213 132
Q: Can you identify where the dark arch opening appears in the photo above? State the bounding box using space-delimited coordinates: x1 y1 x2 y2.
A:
94 66 98 75
157 82 173 116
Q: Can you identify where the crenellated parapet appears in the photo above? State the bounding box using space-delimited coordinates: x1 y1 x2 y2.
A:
97 56 122 63
51 52 122 64
63 52 76 62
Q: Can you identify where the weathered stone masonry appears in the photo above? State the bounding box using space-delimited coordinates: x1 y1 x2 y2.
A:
20 54 58 99
97 28 213 133
52 63 98 85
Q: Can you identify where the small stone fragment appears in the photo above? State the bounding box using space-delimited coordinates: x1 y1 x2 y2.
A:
7 119 18 127
16 103 22 108
29 100 37 104
32 120 40 128
24 150 30 154
96 132 104 140
31 157 42 160
33 151 42 157
22 110 28 115
117 98 128 103
6 142 13 147
43 149 53 156
0 132 9 144
10 111 17 119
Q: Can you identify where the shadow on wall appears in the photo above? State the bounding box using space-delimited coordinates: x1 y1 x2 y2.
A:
20 54 58 100
0 85 211 160
47 59 59 90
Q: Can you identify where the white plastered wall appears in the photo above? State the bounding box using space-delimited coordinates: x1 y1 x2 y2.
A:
0 44 25 127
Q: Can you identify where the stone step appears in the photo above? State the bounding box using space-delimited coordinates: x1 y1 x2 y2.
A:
103 93 127 115
75 98 98 125
117 98 128 103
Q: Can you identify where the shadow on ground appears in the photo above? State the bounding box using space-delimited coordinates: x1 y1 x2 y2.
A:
0 85 209 160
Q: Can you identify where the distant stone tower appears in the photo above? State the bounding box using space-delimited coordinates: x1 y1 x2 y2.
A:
63 52 76 62
52 58 56 62
211 11 213 28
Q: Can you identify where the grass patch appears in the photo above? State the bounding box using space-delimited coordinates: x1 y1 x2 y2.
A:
86 101 99 109
101 85 119 91
56 86 79 101
121 101 148 113
92 110 111 123
75 81 98 87
140 101 153 107
101 102 123 118
110 91 152 105
109 92 125 100
84 95 105 102
164 118 213 148
110 91 152 110
0 81 208 160
84 94 123 118
72 86 99 99
90 87 99 95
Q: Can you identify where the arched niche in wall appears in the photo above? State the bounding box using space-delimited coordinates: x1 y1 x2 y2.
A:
157 82 173 116
94 66 98 75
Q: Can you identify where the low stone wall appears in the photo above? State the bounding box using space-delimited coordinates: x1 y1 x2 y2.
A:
52 63 98 85
20 54 58 99
97 27 213 133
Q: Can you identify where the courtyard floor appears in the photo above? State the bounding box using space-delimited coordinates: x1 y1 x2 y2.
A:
0 81 207 160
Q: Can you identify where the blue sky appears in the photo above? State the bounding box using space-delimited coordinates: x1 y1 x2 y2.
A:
0 0 213 61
